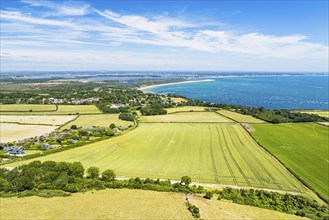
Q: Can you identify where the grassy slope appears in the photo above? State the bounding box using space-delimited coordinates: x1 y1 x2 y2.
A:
141 112 233 123
191 196 305 220
3 123 305 192
251 123 329 200
0 189 305 220
0 189 192 220
0 104 56 112
0 123 57 143
62 114 133 129
217 109 265 123
0 115 76 126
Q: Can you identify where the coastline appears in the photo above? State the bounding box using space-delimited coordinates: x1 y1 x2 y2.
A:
138 79 214 93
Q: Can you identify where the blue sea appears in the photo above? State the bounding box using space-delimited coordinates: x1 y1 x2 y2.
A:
147 75 329 110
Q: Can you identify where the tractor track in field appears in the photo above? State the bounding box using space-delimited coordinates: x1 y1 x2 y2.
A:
217 126 251 186
214 126 238 185
208 125 220 183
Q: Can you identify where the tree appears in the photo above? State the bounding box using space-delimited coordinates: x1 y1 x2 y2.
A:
87 166 99 179
204 191 213 199
68 162 84 178
181 176 192 185
110 123 116 129
70 125 77 130
102 169 116 182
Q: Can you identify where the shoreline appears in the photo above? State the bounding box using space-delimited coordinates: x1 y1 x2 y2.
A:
138 79 214 92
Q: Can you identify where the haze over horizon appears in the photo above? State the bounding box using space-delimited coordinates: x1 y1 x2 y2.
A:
1 0 328 72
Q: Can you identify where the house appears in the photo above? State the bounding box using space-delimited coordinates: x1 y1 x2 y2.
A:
110 103 126 109
119 126 129 130
40 144 52 149
67 139 79 144
113 128 121 133
4 146 25 156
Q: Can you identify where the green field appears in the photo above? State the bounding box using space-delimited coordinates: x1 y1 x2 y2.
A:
217 109 265 123
0 123 57 143
0 189 192 220
62 114 134 129
141 112 233 123
251 123 329 200
0 104 56 112
299 111 329 118
0 189 304 220
165 106 206 113
0 104 101 115
4 123 305 192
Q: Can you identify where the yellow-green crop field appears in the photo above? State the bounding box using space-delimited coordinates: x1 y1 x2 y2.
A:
165 106 206 113
0 189 305 220
141 111 233 123
217 109 265 123
0 104 56 112
0 123 57 143
62 114 133 129
251 123 329 200
0 189 192 220
299 111 329 118
0 104 101 115
0 115 76 125
5 123 305 192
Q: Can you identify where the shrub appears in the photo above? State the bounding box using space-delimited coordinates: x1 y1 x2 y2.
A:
101 169 116 182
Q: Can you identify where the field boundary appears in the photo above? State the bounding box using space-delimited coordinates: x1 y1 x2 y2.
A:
0 104 57 112
0 121 61 126
57 115 80 130
241 124 328 203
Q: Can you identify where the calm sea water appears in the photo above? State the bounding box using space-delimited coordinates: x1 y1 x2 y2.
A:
147 76 329 110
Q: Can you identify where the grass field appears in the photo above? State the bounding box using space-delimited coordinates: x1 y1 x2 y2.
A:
165 106 206 113
0 189 192 220
0 189 305 220
217 109 265 123
299 111 329 118
0 104 101 115
0 104 56 112
141 112 233 123
190 196 305 220
62 114 134 129
4 123 305 192
170 97 187 103
0 115 76 125
250 123 329 200
0 123 57 143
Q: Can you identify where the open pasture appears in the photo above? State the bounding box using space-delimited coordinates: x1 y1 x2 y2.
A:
0 189 192 220
5 123 305 192
0 123 57 143
190 195 304 220
299 110 329 118
0 115 76 125
251 123 329 200
165 106 206 113
217 109 265 123
62 114 134 129
0 104 56 112
141 112 233 123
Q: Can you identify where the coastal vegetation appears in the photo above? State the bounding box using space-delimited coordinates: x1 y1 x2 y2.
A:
251 123 329 201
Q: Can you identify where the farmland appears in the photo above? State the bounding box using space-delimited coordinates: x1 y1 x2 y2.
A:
0 104 101 115
299 111 329 118
165 106 206 113
141 112 233 123
190 195 304 220
0 189 192 220
217 109 265 123
5 123 305 192
0 104 56 112
251 123 329 200
0 115 76 125
0 123 57 143
62 114 134 129
0 189 305 220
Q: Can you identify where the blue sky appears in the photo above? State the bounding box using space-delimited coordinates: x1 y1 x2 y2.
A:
1 0 328 72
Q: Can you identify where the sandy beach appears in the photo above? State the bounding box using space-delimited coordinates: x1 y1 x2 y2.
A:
139 79 214 92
